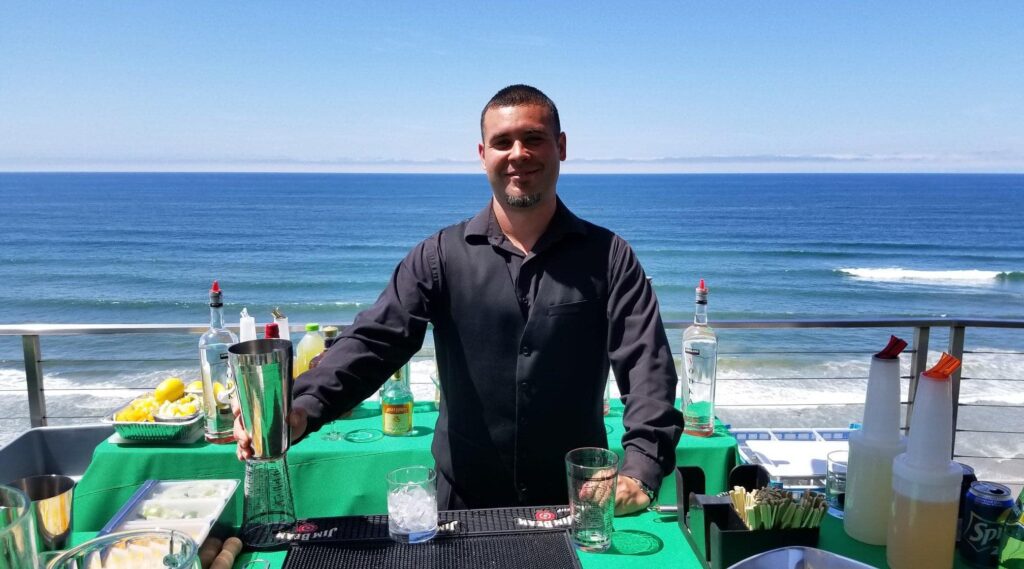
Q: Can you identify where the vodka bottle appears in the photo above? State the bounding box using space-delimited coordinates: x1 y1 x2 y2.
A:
682 279 717 437
381 366 413 436
198 281 238 444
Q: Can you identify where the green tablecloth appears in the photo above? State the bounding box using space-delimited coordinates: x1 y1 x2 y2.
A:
74 401 738 532
66 400 976 568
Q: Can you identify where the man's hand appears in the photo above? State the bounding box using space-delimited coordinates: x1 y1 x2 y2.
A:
614 476 651 516
577 469 617 509
233 404 308 462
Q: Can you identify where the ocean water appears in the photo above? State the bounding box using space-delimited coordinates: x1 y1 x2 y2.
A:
1 173 1022 482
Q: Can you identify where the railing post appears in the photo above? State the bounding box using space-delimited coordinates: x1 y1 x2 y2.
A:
22 334 47 428
906 326 930 432
947 324 966 454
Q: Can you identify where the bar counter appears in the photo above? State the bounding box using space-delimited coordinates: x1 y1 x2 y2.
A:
70 401 737 568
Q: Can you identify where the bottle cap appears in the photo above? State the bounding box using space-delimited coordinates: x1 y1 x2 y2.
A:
209 280 223 308
695 279 708 304
264 322 280 339
305 323 320 332
323 326 339 339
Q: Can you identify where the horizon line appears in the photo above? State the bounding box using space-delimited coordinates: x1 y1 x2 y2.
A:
4 170 1024 176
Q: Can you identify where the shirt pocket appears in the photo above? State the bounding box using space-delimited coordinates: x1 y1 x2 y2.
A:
547 299 596 317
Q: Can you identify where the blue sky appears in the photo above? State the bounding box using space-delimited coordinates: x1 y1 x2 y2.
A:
2 2 1023 173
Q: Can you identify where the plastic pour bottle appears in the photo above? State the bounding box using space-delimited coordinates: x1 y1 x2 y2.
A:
844 336 908 545
293 323 325 378
886 353 963 569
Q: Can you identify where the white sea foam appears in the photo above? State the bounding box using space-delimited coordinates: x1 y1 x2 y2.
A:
838 267 1010 284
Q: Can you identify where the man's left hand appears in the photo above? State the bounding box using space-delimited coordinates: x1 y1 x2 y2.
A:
615 476 651 516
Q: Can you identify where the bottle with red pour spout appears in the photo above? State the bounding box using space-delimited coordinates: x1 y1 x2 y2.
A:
887 353 963 569
198 280 238 444
844 335 909 545
682 279 718 437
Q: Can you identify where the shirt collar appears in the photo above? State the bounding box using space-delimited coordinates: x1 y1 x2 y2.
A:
464 197 588 246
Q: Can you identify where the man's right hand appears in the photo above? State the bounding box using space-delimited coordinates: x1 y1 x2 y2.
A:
233 404 308 462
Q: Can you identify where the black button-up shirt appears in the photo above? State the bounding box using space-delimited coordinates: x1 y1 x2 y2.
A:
294 198 683 507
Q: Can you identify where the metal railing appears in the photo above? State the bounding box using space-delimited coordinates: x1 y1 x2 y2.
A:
2 318 1022 482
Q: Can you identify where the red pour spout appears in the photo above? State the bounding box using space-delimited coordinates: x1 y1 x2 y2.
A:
211 280 221 293
698 278 706 291
875 335 908 359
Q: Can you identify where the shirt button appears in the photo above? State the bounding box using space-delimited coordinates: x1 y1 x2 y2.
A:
520 345 531 356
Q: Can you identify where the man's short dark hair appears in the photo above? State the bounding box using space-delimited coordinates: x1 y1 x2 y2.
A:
480 84 561 138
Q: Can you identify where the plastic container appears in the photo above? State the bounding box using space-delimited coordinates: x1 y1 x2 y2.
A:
844 356 907 545
293 323 325 378
886 355 961 569
101 479 239 550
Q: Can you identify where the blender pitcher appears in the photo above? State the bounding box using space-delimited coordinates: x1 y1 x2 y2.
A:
229 339 297 550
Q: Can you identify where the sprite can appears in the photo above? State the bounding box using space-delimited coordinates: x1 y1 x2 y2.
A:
960 481 1014 567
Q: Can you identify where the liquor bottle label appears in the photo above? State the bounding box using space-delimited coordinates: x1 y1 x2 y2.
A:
382 403 412 435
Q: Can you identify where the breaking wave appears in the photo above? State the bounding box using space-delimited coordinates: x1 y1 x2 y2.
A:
837 267 1023 284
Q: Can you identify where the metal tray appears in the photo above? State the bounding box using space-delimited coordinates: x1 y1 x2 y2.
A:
726 546 874 569
101 400 203 442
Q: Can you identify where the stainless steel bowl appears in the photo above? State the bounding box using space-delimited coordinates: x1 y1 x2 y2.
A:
726 546 875 569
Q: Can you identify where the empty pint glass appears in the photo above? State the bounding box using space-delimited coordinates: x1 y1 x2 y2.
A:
229 339 297 549
0 484 38 569
566 447 619 552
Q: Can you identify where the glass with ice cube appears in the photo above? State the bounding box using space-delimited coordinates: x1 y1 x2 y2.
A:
386 466 438 544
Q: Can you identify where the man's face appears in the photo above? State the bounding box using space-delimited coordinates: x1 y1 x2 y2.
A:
478 104 566 210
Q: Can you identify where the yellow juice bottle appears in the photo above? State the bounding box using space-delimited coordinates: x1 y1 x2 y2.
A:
293 322 325 378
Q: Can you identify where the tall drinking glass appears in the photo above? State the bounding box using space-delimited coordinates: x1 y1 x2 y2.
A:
826 450 849 518
0 484 38 569
565 447 619 552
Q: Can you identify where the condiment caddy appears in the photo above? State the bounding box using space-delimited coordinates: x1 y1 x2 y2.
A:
100 479 240 546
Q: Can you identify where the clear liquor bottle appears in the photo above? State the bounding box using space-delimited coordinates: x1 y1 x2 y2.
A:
682 279 717 437
198 281 238 443
381 366 413 436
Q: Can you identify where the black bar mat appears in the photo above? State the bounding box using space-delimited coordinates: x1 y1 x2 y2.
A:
283 531 583 569
262 505 572 547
